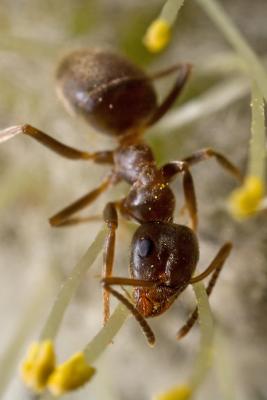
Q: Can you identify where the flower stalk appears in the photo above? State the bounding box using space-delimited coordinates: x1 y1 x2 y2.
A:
229 83 266 219
21 227 107 396
153 282 214 400
143 0 185 53
40 226 106 341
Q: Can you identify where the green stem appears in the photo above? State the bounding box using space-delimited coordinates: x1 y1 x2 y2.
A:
84 304 130 364
0 271 55 398
190 282 214 390
248 82 266 181
160 0 185 26
214 331 236 400
153 282 214 399
40 226 106 341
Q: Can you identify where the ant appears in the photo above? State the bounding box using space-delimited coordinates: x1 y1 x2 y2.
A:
0 49 242 345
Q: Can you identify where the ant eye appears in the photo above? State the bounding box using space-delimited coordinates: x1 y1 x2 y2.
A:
138 238 154 258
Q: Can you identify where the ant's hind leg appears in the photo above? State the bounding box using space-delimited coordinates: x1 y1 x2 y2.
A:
147 63 192 127
183 148 242 182
0 124 113 163
49 174 115 227
49 215 102 227
190 242 232 284
177 242 232 339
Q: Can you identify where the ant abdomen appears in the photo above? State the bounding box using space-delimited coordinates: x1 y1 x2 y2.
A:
56 49 157 137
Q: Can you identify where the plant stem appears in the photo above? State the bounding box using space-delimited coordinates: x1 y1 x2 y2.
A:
39 226 106 341
249 82 266 181
0 271 55 398
160 0 185 26
84 304 130 364
190 282 214 390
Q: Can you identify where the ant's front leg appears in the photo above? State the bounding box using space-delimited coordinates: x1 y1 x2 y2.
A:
183 148 242 182
0 124 113 163
161 161 198 231
177 242 232 339
147 63 192 127
1 124 116 227
50 173 117 227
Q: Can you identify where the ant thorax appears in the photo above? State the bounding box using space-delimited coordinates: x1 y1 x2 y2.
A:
113 142 155 184
114 143 176 223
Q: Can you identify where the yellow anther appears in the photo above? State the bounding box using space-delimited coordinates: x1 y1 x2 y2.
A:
154 384 192 400
47 352 95 396
21 340 56 393
228 175 265 219
143 18 171 53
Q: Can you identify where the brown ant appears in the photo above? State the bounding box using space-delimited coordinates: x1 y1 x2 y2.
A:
0 49 241 345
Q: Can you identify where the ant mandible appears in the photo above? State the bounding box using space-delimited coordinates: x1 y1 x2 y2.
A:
0 49 242 345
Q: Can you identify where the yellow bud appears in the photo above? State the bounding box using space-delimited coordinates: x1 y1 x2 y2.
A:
48 352 95 396
21 340 56 393
143 19 171 53
228 176 265 219
154 384 192 400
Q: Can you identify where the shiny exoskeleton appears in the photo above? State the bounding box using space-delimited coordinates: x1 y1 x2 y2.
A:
0 49 241 345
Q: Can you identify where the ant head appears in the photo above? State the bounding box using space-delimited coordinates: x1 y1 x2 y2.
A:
56 49 157 137
130 222 199 289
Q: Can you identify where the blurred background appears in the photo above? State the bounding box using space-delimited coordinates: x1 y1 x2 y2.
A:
0 0 266 399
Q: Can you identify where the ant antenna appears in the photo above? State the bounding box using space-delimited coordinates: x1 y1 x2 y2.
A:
104 285 155 346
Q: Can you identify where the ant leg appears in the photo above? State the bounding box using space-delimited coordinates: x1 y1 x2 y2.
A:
0 124 113 163
177 308 198 340
101 277 156 287
177 242 232 339
182 165 198 232
147 64 192 126
102 202 119 323
49 174 115 227
161 161 198 231
183 148 242 182
190 242 232 283
50 215 102 227
102 278 155 346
